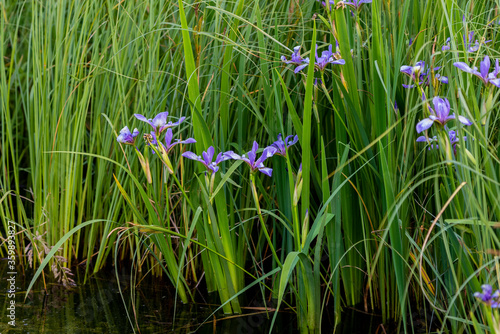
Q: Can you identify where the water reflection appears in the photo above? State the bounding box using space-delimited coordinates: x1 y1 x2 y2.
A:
1 259 390 333
0 261 302 333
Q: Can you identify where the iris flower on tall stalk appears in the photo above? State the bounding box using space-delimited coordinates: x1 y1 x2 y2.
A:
454 55 500 124
224 142 277 177
442 16 491 52
281 46 309 73
416 97 472 134
182 144 244 315
182 146 234 193
134 112 185 136
270 134 299 157
416 97 472 161
314 44 345 71
225 142 282 266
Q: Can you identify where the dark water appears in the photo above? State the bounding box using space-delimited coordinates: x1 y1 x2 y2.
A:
0 260 384 333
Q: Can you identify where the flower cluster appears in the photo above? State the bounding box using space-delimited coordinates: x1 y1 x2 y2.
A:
183 134 299 177
282 44 345 73
400 61 448 89
118 111 301 180
474 284 500 308
117 112 195 179
117 112 193 149
463 31 491 53
416 130 467 151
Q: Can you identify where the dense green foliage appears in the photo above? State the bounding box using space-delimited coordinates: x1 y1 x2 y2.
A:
2 0 500 332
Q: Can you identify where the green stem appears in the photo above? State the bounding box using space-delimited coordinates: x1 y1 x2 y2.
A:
320 71 349 135
249 173 282 268
286 154 301 251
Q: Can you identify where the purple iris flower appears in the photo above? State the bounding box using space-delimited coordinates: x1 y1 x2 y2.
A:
342 0 372 10
416 97 472 133
447 130 467 146
225 142 277 177
474 284 500 308
400 61 448 88
454 56 500 88
463 31 491 52
416 130 467 151
270 134 299 157
314 44 345 71
163 128 196 153
117 126 140 145
416 134 438 150
400 61 425 81
442 37 451 51
134 112 186 135
281 46 310 74
181 146 234 174
435 73 448 84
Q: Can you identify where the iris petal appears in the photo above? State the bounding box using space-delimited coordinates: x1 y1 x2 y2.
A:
294 64 308 73
134 114 152 127
416 118 435 133
152 112 169 128
457 115 473 126
480 56 490 79
416 136 428 142
182 151 201 161
258 167 273 177
165 128 173 146
454 62 474 73
490 78 500 88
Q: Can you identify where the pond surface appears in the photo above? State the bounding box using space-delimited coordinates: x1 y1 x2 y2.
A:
1 260 384 333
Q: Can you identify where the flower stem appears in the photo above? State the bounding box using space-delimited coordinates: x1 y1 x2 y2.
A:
249 173 282 268
285 154 301 251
